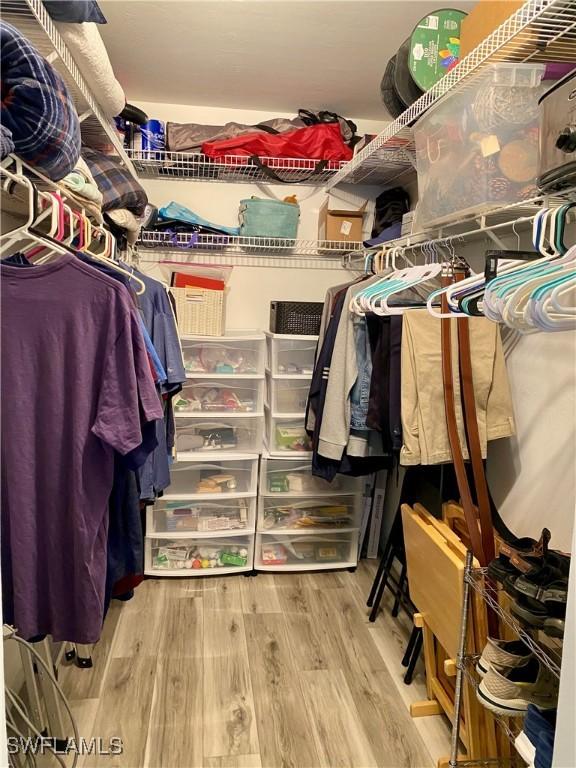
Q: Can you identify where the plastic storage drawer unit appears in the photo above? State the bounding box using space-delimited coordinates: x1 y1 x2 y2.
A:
266 332 318 376
167 458 258 496
266 374 310 414
261 457 361 496
255 530 359 571
175 416 263 456
181 333 266 376
149 497 256 535
413 63 546 230
145 534 254 576
265 408 312 455
259 495 361 531
174 379 264 415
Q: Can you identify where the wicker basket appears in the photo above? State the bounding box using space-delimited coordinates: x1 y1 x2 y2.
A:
170 285 224 336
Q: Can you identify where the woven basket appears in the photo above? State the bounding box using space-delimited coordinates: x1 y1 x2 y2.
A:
171 286 224 336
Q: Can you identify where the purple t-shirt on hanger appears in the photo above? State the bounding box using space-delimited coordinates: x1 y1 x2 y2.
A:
1 254 163 643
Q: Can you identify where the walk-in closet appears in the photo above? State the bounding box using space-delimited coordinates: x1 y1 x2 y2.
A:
1 1 575 767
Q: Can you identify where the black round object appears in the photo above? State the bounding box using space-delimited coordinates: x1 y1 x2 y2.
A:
380 55 405 119
119 103 149 126
394 38 423 109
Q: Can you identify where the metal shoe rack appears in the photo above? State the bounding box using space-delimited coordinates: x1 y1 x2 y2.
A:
450 551 563 768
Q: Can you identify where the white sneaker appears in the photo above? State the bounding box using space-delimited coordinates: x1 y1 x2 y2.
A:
476 637 533 677
477 658 559 717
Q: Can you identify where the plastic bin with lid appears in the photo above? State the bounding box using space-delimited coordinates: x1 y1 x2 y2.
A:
174 378 264 415
266 374 310 414
413 63 546 230
166 457 258 496
148 496 256 535
258 495 361 532
265 408 312 456
181 333 266 377
265 332 318 376
175 416 263 456
255 530 359 571
261 456 361 496
145 533 254 576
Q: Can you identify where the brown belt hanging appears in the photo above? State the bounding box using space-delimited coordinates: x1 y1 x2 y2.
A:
457 318 495 565
440 281 486 566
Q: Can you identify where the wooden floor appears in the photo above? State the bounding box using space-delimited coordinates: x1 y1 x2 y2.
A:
60 561 451 768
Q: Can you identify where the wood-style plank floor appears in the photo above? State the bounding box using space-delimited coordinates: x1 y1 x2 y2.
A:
60 561 451 768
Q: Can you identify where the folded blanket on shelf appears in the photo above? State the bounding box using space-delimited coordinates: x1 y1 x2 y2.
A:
42 1 106 24
83 146 148 215
60 156 103 205
55 21 125 119
107 208 142 245
0 21 81 180
159 202 240 236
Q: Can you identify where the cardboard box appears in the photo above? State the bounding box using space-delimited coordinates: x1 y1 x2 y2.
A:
318 198 367 243
459 0 525 58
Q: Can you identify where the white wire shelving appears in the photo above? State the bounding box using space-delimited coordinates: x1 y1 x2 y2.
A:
126 149 351 186
0 0 136 178
136 230 364 270
328 0 576 188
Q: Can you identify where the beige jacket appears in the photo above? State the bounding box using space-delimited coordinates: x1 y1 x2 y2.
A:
400 310 515 466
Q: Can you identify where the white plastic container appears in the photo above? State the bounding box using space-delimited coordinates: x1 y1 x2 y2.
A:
145 533 254 576
261 456 361 496
174 378 265 415
181 333 266 377
175 416 263 456
266 374 311 414
258 495 361 532
413 63 546 230
265 332 318 376
149 496 257 535
255 530 358 571
166 457 258 496
265 408 312 456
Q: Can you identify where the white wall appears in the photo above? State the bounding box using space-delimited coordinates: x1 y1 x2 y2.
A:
136 101 383 331
487 331 576 552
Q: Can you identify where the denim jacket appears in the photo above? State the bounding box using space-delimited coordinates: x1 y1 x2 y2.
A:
350 316 372 430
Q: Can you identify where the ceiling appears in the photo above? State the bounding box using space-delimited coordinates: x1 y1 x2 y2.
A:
99 0 472 121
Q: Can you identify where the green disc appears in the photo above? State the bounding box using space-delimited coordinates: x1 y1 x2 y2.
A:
409 8 468 91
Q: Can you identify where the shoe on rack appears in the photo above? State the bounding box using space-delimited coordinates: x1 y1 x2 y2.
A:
476 637 533 677
510 568 568 632
487 528 550 584
477 657 559 717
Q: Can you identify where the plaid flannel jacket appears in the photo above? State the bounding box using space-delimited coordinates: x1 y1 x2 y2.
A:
83 145 148 215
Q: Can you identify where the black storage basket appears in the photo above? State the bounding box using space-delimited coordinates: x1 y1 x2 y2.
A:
270 301 323 335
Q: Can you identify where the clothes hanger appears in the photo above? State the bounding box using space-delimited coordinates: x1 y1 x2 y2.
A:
495 206 576 330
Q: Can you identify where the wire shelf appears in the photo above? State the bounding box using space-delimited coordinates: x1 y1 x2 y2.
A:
125 149 351 185
466 568 563 678
327 0 576 188
0 0 136 177
137 230 365 261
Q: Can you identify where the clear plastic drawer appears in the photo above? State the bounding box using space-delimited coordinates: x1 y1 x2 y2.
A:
175 416 263 455
259 495 361 531
255 530 358 570
149 497 256 534
181 334 265 376
266 333 317 376
265 409 312 455
267 375 310 414
261 457 361 495
174 379 264 415
167 458 258 496
145 534 254 576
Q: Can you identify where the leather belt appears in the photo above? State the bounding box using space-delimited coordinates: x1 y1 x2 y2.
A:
440 279 486 565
